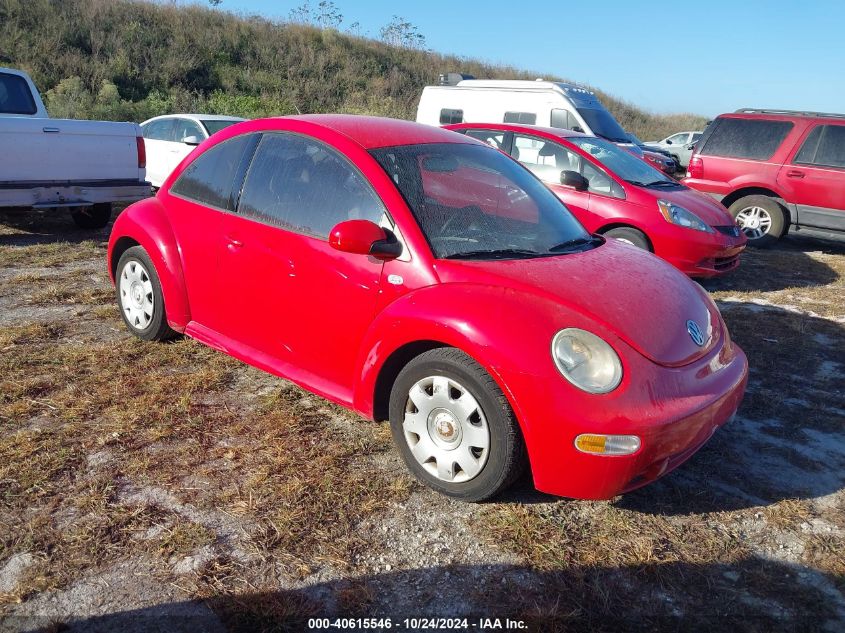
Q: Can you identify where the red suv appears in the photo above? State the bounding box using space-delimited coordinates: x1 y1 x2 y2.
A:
683 109 845 246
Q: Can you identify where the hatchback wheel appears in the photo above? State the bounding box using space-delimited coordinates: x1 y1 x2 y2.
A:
116 246 176 341
389 348 526 501
728 195 786 247
604 226 650 251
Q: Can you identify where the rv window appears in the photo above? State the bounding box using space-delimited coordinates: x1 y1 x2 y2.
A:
504 112 537 125
550 109 577 131
439 109 464 125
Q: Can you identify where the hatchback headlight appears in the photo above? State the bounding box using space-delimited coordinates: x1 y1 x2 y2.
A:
551 328 623 394
657 199 713 233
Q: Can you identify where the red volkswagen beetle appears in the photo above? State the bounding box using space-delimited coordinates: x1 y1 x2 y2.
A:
446 123 747 278
108 115 748 501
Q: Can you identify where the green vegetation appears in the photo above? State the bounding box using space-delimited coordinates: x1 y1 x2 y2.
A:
0 0 706 139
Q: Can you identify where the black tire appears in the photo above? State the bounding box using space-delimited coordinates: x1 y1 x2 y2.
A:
389 348 526 502
71 203 112 229
727 195 787 247
115 246 176 342
604 226 651 251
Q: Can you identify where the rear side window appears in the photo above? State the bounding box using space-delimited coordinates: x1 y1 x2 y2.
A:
700 118 793 160
238 133 386 239
504 111 537 125
794 125 845 169
0 72 37 115
439 109 463 124
170 135 256 210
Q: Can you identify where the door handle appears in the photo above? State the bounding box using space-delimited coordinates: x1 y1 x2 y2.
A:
42 127 60 133
786 170 805 178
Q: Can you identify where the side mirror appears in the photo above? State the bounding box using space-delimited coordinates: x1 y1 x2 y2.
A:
685 143 695 150
572 125 584 133
329 219 402 260
182 135 201 146
560 170 589 191
664 140 673 145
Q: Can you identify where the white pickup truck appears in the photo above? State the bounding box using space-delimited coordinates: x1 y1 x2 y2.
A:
0 67 151 229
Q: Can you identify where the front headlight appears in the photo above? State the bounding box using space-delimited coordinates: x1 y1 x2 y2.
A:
657 199 714 233
551 328 623 394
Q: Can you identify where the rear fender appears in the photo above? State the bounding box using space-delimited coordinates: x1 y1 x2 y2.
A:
108 199 190 330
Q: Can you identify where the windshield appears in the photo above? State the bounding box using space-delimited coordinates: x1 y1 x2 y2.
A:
576 108 630 143
201 120 241 136
568 137 681 188
370 143 593 259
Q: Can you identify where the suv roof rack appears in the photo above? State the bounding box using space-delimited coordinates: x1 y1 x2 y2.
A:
735 108 845 119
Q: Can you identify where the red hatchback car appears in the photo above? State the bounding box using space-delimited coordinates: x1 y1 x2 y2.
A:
108 115 748 501
447 123 747 277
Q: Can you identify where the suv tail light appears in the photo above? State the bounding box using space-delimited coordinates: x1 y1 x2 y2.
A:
136 136 146 169
688 155 703 179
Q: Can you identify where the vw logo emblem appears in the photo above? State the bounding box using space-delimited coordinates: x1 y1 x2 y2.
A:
687 320 705 347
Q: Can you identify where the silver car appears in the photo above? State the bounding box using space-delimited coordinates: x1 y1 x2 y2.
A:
646 131 702 168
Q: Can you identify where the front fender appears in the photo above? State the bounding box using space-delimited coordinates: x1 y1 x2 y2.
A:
352 283 617 464
108 199 190 330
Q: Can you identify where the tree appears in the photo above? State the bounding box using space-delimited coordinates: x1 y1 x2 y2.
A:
288 1 312 24
379 15 426 49
208 0 222 6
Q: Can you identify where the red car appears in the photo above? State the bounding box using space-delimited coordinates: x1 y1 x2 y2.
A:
446 123 746 277
642 148 678 175
108 115 748 501
683 109 845 246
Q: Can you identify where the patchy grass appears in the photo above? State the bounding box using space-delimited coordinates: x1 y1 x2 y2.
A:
0 240 104 269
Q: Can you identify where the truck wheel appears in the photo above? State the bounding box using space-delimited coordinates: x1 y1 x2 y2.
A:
115 246 176 342
71 203 112 229
604 227 651 251
389 348 526 502
728 195 786 247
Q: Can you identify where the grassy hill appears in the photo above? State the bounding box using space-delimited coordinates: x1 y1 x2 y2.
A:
0 0 706 139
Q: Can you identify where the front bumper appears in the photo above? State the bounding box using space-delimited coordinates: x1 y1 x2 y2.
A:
654 227 746 278
518 335 748 500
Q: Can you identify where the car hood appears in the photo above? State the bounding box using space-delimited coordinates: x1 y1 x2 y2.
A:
648 186 736 226
434 239 721 367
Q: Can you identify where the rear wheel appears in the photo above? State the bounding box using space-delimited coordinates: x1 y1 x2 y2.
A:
389 348 526 502
116 246 176 341
71 203 112 229
728 195 786 247
604 226 650 251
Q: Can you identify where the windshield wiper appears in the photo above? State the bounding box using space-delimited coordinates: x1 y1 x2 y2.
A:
444 248 545 260
624 179 649 186
644 180 681 188
547 236 599 252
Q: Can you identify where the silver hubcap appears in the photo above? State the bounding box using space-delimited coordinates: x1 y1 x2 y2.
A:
735 206 772 240
403 376 490 483
119 260 154 330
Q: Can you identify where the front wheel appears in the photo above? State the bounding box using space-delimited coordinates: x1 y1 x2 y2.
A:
115 246 176 341
604 226 651 250
389 348 526 502
728 195 787 247
71 203 112 229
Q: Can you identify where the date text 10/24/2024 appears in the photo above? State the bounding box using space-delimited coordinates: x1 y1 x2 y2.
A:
308 617 529 630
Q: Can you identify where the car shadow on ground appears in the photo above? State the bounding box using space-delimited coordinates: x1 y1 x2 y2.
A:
9 558 842 633
0 206 123 248
700 235 844 294
617 300 844 516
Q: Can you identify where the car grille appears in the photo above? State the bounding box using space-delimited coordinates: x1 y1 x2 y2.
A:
715 225 742 237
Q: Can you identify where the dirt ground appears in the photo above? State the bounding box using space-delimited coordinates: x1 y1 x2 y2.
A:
0 206 843 633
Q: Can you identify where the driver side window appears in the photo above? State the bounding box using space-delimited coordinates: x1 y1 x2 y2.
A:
238 133 386 239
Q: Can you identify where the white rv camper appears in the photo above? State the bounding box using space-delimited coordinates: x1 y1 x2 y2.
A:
416 77 642 156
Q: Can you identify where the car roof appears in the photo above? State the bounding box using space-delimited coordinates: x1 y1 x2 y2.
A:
275 114 475 149
143 114 246 124
722 110 845 123
447 122 593 141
